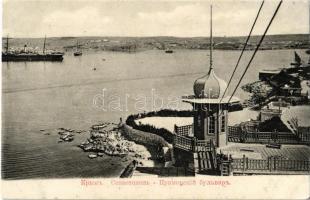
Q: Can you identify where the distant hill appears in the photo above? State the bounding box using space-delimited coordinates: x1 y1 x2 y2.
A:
2 34 309 53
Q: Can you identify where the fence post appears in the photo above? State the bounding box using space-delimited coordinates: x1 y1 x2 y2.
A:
174 124 178 134
172 134 176 146
220 162 223 176
209 139 213 151
243 155 246 172
274 157 277 171
274 130 278 143
192 137 196 152
229 155 233 176
268 157 272 172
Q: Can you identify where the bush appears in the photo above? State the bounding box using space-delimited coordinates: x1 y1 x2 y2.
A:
125 109 195 143
126 114 174 143
258 116 291 132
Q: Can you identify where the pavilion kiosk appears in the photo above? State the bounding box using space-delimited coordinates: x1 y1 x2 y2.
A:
172 5 239 173
183 67 240 148
172 64 239 173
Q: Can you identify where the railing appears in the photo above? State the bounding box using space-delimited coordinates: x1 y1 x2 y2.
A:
173 135 215 153
231 155 310 173
210 139 217 167
299 132 310 142
174 124 193 137
228 126 309 144
195 139 212 152
260 108 282 114
227 126 242 141
298 127 310 142
173 135 193 151
219 160 233 176
218 155 310 175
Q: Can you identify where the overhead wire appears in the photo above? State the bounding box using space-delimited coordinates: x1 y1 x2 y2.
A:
226 0 283 106
219 0 265 104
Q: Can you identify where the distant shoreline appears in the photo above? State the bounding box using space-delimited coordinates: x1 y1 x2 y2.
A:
3 34 309 53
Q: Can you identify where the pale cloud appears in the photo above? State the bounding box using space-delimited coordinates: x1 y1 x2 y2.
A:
42 7 112 37
2 0 309 37
135 1 309 37
136 4 209 36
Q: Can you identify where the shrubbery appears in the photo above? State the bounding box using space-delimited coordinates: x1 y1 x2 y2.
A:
126 115 174 143
125 109 194 144
126 107 243 143
258 116 291 132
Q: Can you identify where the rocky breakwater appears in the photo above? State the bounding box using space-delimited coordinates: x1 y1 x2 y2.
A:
57 128 86 142
78 122 151 162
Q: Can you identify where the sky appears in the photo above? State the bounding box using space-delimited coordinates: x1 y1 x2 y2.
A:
2 0 310 38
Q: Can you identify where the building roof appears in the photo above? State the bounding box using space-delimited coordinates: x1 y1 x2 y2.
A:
182 95 240 104
259 69 281 74
193 68 228 99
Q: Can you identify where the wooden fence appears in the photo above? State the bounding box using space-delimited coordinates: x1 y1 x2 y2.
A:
173 135 193 151
173 135 218 171
174 124 193 136
173 135 216 153
298 127 310 142
219 155 310 175
232 155 310 173
228 126 310 144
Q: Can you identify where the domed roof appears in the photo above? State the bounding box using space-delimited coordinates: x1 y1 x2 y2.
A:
193 68 227 99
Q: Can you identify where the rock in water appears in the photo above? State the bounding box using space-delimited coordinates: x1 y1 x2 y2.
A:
88 154 97 159
97 152 104 157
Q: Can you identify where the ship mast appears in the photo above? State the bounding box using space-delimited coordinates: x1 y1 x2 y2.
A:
6 35 9 53
209 5 214 70
43 35 46 54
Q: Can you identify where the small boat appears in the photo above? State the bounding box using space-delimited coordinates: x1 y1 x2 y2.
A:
88 154 97 159
74 51 82 56
165 49 173 53
74 41 82 56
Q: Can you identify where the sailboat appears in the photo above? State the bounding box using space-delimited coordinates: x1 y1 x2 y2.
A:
162 43 173 53
74 41 82 56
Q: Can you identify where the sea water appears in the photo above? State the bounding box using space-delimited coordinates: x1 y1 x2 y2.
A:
2 49 308 179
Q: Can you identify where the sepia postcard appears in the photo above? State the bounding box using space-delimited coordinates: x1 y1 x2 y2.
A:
1 0 310 199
